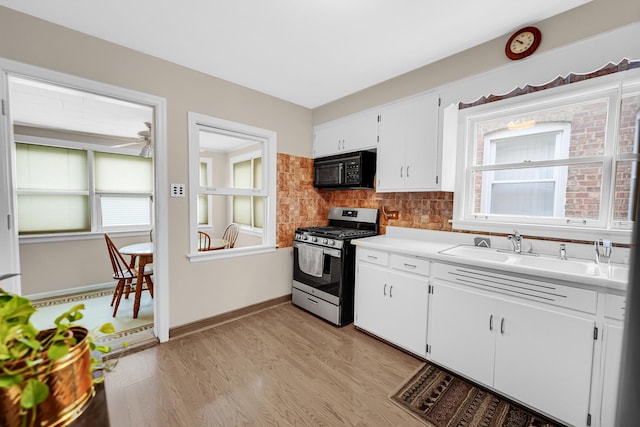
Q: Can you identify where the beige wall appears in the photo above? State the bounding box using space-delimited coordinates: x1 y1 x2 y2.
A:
312 0 640 124
0 7 307 326
1 0 638 327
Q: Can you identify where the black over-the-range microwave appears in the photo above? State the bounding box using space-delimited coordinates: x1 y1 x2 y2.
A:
313 150 377 189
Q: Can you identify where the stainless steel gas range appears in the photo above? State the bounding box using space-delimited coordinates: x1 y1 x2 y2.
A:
292 207 379 326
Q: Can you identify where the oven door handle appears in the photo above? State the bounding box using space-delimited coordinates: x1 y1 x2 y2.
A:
293 241 341 258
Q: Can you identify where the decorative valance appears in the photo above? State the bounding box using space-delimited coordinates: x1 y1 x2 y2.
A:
459 59 640 110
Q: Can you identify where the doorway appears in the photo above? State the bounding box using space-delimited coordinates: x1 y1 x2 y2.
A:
0 58 169 342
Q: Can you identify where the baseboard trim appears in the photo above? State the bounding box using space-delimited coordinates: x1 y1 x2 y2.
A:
169 294 292 339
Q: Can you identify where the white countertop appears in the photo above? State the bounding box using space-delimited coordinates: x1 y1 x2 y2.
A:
353 227 629 293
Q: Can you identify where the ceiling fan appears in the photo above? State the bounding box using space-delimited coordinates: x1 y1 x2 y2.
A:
138 122 153 157
111 122 152 155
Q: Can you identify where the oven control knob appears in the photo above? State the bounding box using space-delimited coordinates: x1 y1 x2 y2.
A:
322 238 328 244
311 236 317 242
295 233 300 240
328 239 335 246
301 234 307 240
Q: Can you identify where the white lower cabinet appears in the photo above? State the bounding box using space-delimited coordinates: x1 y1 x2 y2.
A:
355 249 429 357
353 245 623 427
599 294 626 427
428 279 595 427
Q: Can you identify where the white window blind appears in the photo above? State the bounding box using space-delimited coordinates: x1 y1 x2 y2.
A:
15 142 154 234
16 144 90 233
94 152 152 230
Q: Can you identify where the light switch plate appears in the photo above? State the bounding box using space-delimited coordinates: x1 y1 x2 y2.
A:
170 183 185 198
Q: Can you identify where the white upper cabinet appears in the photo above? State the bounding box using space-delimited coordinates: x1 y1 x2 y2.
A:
376 92 440 192
312 110 378 158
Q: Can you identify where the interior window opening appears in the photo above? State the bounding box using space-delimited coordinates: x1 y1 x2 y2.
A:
188 112 276 258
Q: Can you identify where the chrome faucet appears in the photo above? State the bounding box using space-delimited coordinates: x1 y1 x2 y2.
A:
559 244 567 260
507 230 522 254
595 239 612 264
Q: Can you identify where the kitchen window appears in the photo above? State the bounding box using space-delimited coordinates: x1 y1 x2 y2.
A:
480 124 570 217
454 71 640 242
15 140 153 235
188 112 276 259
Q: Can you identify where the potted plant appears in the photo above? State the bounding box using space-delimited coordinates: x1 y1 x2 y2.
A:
0 284 120 427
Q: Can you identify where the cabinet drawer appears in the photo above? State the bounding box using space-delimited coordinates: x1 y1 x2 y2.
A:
432 263 597 314
358 248 389 266
390 254 430 276
605 294 626 320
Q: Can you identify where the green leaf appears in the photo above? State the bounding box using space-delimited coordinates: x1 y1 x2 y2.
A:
24 357 45 368
0 373 23 387
54 304 85 325
21 378 49 409
47 341 70 360
17 337 42 351
94 345 111 354
98 323 116 335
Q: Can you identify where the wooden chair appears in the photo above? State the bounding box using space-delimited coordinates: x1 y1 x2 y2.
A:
221 223 239 249
198 231 212 251
104 234 154 317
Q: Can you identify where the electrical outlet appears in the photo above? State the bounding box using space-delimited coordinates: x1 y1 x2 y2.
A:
171 183 185 198
386 210 399 219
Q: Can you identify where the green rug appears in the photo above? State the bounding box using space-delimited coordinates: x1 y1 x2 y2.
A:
391 363 563 427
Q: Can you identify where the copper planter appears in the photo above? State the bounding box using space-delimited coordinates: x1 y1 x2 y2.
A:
0 327 95 427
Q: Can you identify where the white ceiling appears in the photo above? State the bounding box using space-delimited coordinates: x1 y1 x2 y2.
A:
9 76 153 140
0 0 590 109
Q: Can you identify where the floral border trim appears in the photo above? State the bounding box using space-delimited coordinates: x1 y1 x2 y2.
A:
32 289 114 308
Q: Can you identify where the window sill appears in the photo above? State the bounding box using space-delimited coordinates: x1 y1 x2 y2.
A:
452 220 632 245
19 229 151 244
187 245 276 262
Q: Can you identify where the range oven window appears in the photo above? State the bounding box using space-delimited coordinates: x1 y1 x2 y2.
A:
293 243 343 298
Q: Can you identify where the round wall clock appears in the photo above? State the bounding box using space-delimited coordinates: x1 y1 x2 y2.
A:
505 26 541 60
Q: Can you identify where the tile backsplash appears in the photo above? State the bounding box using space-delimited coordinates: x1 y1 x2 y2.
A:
276 153 453 248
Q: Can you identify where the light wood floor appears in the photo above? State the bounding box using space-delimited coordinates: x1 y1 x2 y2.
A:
104 302 426 426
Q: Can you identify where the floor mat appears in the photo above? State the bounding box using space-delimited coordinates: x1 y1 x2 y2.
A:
390 362 564 427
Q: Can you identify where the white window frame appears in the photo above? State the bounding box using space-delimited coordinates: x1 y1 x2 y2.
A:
15 134 153 236
187 112 276 261
453 70 640 244
480 123 570 217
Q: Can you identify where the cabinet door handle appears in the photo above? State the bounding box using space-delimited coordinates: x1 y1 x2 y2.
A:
489 314 493 331
389 285 393 298
406 165 410 177
400 166 403 178
383 284 387 296
367 255 378 260
500 318 505 334
403 263 417 269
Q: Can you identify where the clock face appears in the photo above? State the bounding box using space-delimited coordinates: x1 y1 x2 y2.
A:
509 31 535 54
505 26 541 60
